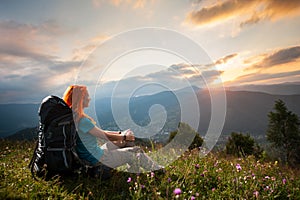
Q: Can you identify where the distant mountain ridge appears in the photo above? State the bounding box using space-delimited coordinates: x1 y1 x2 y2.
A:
0 104 39 138
223 91 300 137
226 82 300 95
2 88 300 141
6 127 38 141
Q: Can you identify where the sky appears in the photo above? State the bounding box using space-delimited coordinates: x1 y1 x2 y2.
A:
1 0 300 103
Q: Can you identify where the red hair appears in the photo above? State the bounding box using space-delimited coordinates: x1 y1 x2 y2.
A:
63 85 91 123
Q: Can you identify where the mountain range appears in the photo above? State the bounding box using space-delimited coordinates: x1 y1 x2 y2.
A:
226 82 300 95
2 84 300 142
96 89 300 139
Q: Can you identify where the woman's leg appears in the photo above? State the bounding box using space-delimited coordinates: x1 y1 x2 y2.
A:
100 146 161 173
101 140 134 150
101 141 121 151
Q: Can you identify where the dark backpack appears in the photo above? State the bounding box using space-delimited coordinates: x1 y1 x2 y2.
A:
28 95 112 180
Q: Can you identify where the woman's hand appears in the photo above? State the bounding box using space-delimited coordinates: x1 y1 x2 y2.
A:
123 129 135 141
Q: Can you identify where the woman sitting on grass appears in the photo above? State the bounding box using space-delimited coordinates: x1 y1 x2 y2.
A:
62 85 163 173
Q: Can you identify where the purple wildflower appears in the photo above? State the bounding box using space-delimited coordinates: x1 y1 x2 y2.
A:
151 172 155 178
191 196 196 200
173 188 182 195
283 178 287 184
195 164 200 169
127 177 132 183
236 164 242 171
168 177 172 183
253 191 259 198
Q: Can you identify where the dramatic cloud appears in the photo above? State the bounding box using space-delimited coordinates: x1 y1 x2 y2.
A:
186 0 300 27
186 0 256 26
0 20 82 103
0 21 53 62
0 20 74 63
246 46 300 70
262 0 300 20
148 64 222 85
0 58 80 103
97 63 223 97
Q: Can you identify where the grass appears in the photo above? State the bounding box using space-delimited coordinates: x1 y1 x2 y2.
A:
1 139 299 199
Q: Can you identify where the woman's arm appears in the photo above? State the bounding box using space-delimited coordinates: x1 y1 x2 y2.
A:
89 126 135 142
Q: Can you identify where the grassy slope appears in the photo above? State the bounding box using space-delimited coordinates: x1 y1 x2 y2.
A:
0 140 299 199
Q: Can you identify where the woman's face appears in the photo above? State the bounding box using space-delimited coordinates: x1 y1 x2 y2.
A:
83 91 91 108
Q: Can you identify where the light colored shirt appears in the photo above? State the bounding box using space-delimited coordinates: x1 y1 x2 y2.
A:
76 117 104 165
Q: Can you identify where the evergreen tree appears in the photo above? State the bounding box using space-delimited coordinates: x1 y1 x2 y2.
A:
266 99 300 166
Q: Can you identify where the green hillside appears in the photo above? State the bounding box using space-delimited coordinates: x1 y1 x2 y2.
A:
1 140 299 199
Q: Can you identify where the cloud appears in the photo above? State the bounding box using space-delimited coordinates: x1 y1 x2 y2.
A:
72 34 110 61
231 70 300 85
246 46 300 70
148 63 222 83
0 20 81 72
241 0 300 27
239 12 262 27
205 53 238 67
0 56 79 103
132 0 148 9
0 20 72 63
186 0 300 27
215 53 237 65
0 20 81 103
263 0 300 20
97 63 223 97
186 0 257 26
